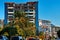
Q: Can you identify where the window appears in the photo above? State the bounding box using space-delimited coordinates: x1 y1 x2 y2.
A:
30 10 33 11
24 10 28 12
8 16 13 18
29 13 33 15
24 4 27 5
28 4 34 6
29 7 33 8
25 7 27 8
29 20 33 21
28 16 33 18
7 4 13 7
8 9 13 12
8 13 13 15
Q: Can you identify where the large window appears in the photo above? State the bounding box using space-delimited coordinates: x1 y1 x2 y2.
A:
8 16 13 18
25 13 33 15
29 20 33 21
8 9 13 12
28 16 33 18
29 13 33 15
7 4 13 7
24 7 27 8
24 10 28 12
29 10 33 12
8 13 13 15
29 7 33 8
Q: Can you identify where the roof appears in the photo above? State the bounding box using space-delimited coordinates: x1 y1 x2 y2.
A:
27 1 37 4
39 19 51 23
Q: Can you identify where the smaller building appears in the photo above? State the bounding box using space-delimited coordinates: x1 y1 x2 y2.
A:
51 25 60 33
55 26 60 32
39 19 52 39
39 19 51 33
51 25 60 38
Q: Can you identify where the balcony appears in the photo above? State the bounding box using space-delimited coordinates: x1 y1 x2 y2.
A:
8 7 14 9
8 12 14 13
8 18 14 21
29 19 35 21
28 7 35 10
29 21 35 23
8 13 14 15
26 15 34 16
8 16 14 19
25 11 35 13
8 15 13 16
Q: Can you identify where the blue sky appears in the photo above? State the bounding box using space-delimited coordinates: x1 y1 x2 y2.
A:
0 0 60 26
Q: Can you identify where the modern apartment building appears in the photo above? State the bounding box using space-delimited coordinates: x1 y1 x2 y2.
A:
4 1 39 29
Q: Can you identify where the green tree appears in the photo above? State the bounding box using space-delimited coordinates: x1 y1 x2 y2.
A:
14 10 36 37
39 31 45 39
0 26 18 36
14 10 25 18
0 27 3 32
0 10 36 37
39 31 44 36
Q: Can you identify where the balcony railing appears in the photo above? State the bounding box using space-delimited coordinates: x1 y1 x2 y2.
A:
8 7 14 9
8 12 14 13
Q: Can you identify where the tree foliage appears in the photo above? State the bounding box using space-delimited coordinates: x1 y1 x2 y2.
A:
39 31 45 39
0 27 18 36
14 10 36 36
0 10 36 37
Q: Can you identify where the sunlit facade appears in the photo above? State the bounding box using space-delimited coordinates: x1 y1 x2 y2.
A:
4 2 39 32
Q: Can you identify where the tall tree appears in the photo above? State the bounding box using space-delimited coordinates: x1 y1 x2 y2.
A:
0 10 36 37
14 10 36 37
